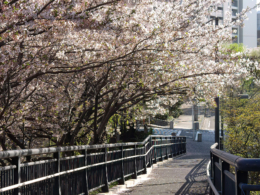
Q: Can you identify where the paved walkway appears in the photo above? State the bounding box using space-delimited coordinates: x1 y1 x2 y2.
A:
120 103 215 195
120 137 214 195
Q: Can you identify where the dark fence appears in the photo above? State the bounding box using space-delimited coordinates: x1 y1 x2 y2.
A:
207 143 260 195
0 135 186 195
150 118 170 126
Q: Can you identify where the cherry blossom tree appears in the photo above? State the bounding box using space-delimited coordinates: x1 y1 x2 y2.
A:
0 0 259 154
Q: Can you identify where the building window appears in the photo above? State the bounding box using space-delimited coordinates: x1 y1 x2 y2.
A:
232 10 238 17
232 0 238 7
232 36 238 43
218 18 223 25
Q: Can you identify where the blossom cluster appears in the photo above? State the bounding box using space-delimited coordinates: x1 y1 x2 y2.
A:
0 0 258 150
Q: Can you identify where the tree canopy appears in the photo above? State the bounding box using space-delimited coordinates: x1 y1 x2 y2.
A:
0 0 259 152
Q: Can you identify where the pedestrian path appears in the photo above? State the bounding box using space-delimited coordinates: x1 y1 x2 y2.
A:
120 136 214 195
119 103 215 195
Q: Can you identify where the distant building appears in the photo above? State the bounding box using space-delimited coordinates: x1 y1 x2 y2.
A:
257 11 260 45
211 0 257 48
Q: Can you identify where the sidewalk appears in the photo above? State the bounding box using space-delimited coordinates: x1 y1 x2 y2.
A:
119 103 214 195
120 138 213 195
174 103 208 130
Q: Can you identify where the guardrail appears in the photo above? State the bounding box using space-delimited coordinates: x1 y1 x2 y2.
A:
207 143 260 195
0 135 186 195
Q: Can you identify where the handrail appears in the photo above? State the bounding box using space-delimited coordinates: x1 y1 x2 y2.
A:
0 135 185 159
211 147 260 172
206 160 219 195
0 150 150 193
0 135 187 194
208 142 260 195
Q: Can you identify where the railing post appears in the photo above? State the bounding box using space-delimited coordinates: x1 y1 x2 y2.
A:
143 142 147 174
180 137 183 154
165 137 168 160
221 160 229 195
160 137 163 161
177 137 180 155
184 137 186 153
209 151 213 195
179 137 183 154
210 152 213 179
172 137 176 158
212 155 219 187
83 149 89 195
133 144 138 179
54 151 61 195
154 138 157 163
170 137 173 158
102 147 109 192
167 137 172 159
149 136 153 167
235 168 248 195
183 137 185 153
181 137 184 154
12 156 21 195
119 146 125 184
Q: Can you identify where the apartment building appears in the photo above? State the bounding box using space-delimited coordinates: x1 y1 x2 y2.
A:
211 0 257 48
257 11 260 45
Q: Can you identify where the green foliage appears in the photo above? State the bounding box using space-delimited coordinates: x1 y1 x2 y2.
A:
154 99 183 120
248 48 260 79
169 99 183 118
222 96 260 184
223 43 245 53
154 113 168 120
149 127 154 135
170 108 183 118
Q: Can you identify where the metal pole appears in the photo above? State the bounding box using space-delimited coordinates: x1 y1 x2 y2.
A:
101 147 109 192
54 152 61 195
83 149 89 195
119 146 125 184
13 156 21 195
215 97 220 149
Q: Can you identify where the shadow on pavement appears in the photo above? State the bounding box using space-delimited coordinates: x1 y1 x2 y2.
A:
175 158 210 195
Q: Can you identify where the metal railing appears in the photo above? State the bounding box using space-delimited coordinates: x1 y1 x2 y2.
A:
0 135 186 195
207 143 260 195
